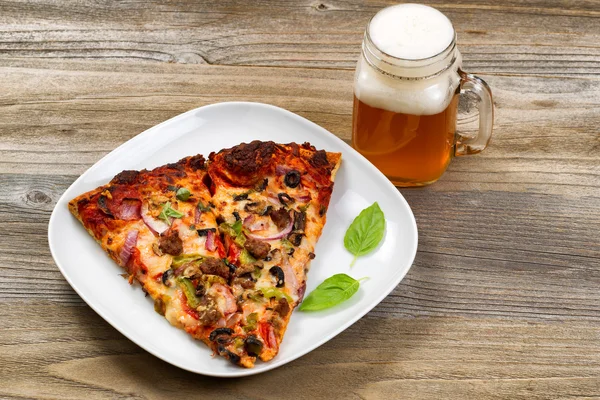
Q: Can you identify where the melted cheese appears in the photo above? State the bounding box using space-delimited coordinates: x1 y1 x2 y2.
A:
210 173 327 306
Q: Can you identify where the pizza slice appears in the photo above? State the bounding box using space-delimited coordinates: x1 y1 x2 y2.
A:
67 155 238 359
206 141 341 362
68 141 341 368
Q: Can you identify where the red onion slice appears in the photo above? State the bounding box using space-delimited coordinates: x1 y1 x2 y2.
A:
205 229 216 252
243 214 254 225
245 211 294 241
267 195 280 206
243 214 268 232
297 281 307 302
281 258 299 298
141 202 170 235
114 199 141 221
119 230 138 266
275 165 291 176
295 193 312 203
211 283 238 315
225 313 243 328
173 264 186 276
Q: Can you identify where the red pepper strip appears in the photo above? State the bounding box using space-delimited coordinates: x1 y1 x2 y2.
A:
215 235 226 259
179 291 199 320
228 242 240 264
259 322 277 349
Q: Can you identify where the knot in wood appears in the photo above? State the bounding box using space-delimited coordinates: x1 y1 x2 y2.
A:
27 190 51 204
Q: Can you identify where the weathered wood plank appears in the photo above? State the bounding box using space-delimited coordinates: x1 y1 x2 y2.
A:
1 60 599 198
0 1 598 75
1 173 599 323
0 1 599 398
1 305 599 399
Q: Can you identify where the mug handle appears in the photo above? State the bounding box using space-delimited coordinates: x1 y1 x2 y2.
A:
455 70 494 156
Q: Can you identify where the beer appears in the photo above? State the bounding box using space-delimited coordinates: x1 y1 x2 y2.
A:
353 94 458 186
352 4 493 186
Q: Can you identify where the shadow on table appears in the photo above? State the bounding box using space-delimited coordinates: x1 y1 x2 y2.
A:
48 311 430 399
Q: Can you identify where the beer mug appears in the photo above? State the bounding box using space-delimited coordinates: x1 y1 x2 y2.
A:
352 4 493 187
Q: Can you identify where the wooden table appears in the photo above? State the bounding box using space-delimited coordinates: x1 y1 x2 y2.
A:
1 1 599 398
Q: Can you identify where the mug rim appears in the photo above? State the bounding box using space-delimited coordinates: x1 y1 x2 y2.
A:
364 4 457 66
362 32 459 81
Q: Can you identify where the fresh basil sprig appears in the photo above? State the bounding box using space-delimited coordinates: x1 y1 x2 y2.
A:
197 200 211 212
344 202 385 266
158 201 184 224
299 274 367 311
176 187 191 201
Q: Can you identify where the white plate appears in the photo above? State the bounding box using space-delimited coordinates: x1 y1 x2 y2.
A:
48 102 418 377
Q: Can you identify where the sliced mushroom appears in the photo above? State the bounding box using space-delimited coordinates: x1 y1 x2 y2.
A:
232 276 255 289
288 232 303 247
293 210 306 232
234 262 260 277
269 248 283 264
256 178 268 192
244 200 268 214
195 284 206 297
182 262 202 279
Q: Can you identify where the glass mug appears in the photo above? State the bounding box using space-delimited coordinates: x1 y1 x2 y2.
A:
352 4 494 187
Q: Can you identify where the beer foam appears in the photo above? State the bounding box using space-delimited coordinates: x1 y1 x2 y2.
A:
369 4 455 60
355 4 461 116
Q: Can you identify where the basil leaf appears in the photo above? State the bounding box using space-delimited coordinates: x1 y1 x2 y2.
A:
158 201 184 224
197 201 210 212
344 202 385 266
299 274 364 311
158 205 170 223
176 187 191 201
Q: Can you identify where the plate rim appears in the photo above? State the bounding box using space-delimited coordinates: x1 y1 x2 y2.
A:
48 101 418 377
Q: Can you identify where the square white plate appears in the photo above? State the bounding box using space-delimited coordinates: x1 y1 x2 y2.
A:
48 102 418 377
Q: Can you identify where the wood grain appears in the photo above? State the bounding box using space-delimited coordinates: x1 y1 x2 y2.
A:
1 305 600 399
0 0 598 76
0 0 599 398
2 304 600 400
1 60 599 197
